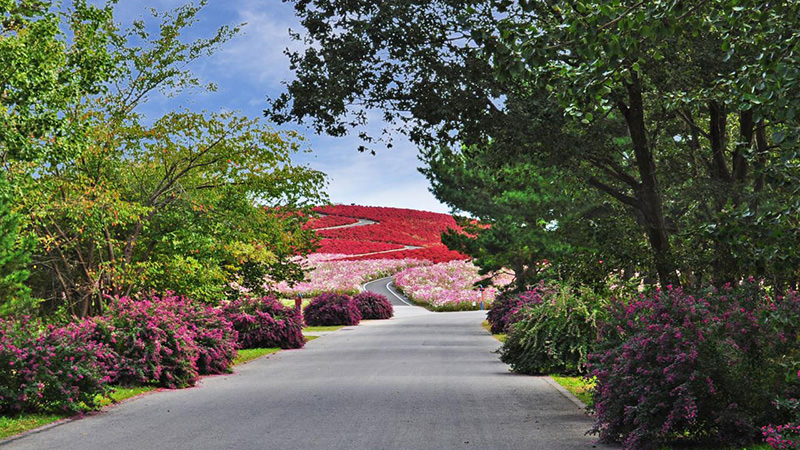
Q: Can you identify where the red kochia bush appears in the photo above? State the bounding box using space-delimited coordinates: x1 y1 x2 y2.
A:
221 296 305 349
0 317 115 413
486 288 544 334
94 295 200 388
589 282 800 450
304 293 361 326
304 215 358 229
353 291 394 320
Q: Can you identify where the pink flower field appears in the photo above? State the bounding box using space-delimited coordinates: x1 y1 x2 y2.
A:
273 254 429 297
393 260 514 310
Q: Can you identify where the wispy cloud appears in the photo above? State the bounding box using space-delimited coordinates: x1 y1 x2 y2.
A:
106 1 449 214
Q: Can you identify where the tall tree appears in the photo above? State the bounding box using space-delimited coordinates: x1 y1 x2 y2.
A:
270 0 800 289
7 2 328 316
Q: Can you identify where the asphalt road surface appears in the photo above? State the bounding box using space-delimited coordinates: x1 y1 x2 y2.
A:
4 287 612 450
363 276 414 307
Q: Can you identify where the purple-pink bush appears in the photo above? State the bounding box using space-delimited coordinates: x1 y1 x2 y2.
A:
221 296 304 349
353 291 393 320
0 317 114 413
168 298 239 375
589 282 800 450
303 293 361 326
486 283 552 334
93 295 201 388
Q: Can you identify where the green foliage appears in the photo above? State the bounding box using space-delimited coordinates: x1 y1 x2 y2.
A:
2 2 327 316
275 0 800 291
0 175 36 316
0 0 116 163
500 283 606 375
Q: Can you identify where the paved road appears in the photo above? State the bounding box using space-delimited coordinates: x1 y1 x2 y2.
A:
363 276 414 307
4 300 611 449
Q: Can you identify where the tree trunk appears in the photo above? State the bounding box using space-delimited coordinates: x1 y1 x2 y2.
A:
620 75 677 286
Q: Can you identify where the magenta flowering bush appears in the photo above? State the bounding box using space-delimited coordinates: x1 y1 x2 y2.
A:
486 283 553 334
762 385 800 449
353 291 393 320
763 423 800 450
94 295 200 388
0 317 114 413
221 296 305 349
161 296 239 375
589 283 800 450
303 293 361 326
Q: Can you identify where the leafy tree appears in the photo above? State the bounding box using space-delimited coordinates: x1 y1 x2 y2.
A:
271 0 800 290
8 2 327 316
0 0 116 316
0 0 116 163
0 175 36 316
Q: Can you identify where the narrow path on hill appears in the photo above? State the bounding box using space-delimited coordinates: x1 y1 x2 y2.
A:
5 299 614 450
315 214 425 257
315 217 377 230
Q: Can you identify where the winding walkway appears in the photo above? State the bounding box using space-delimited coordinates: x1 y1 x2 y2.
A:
314 214 423 257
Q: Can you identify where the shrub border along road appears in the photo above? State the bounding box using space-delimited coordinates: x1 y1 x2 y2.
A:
0 329 332 442
480 321 772 450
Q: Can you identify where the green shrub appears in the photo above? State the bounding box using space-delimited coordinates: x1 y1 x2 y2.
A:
500 283 605 375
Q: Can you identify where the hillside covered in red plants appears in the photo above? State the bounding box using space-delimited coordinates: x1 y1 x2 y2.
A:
308 205 467 263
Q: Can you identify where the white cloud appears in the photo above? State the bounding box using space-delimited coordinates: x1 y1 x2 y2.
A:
214 1 302 86
105 1 452 214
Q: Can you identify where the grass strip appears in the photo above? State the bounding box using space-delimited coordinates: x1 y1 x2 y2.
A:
1 385 157 440
550 375 595 406
232 347 281 366
303 325 344 332
0 414 65 440
481 320 507 343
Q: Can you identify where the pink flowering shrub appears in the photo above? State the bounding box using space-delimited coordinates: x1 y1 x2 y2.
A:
94 295 200 388
486 283 553 334
762 383 800 449
353 292 393 320
164 297 239 375
304 293 361 326
221 296 305 349
0 317 114 413
763 423 800 450
589 283 800 450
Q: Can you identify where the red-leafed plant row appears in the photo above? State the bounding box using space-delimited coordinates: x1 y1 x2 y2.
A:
315 205 459 247
316 238 404 255
303 214 359 229
309 205 467 262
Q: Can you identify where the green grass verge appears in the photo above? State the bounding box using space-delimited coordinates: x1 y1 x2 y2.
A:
303 325 344 332
279 298 311 309
1 385 157 440
0 414 65 440
232 347 281 365
550 375 595 406
481 320 507 343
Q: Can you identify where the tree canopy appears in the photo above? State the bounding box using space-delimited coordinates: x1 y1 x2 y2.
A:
1 1 328 316
270 0 800 291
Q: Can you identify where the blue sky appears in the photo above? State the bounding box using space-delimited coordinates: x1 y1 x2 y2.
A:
108 1 450 214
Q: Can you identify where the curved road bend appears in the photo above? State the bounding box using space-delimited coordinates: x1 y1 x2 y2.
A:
4 289 614 450
363 276 414 307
